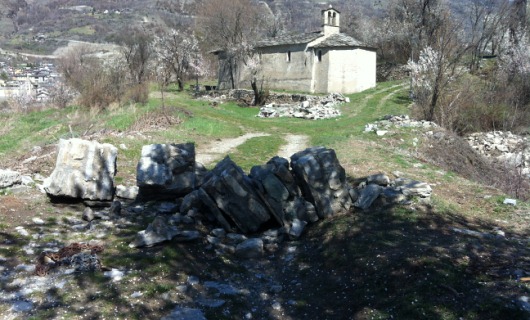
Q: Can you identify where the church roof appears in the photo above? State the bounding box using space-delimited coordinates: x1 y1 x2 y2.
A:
255 32 324 48
310 33 365 48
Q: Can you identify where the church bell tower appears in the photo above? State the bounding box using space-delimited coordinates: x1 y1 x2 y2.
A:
322 5 340 36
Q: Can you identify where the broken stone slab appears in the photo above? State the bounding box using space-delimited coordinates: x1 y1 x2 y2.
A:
394 178 432 198
136 143 204 200
129 216 179 248
366 174 390 186
354 184 383 210
235 238 264 259
250 156 314 225
503 198 517 206
290 147 352 218
288 218 307 238
43 138 117 201
0 169 22 188
115 185 138 199
200 156 274 233
162 307 207 320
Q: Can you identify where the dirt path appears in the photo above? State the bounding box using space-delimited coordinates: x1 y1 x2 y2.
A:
195 133 309 165
277 134 310 159
196 132 270 165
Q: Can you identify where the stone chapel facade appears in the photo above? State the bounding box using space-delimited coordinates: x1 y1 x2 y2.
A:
215 6 377 94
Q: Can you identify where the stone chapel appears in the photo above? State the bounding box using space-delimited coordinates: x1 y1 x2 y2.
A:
215 5 377 94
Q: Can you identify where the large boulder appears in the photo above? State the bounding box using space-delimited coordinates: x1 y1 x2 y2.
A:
136 143 205 200
250 156 318 225
290 147 352 218
199 157 274 233
43 139 117 201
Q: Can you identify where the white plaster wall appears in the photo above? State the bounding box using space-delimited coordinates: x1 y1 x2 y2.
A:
327 48 376 94
238 44 314 92
312 48 329 93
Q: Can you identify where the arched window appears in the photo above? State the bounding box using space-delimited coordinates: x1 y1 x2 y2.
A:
287 51 291 62
332 13 336 26
317 50 322 62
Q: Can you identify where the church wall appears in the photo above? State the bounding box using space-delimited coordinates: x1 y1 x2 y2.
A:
312 48 330 93
237 44 314 93
327 48 376 94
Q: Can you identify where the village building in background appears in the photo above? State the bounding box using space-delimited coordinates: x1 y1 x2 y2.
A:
215 6 377 94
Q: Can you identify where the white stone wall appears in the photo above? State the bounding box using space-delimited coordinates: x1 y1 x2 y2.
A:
238 44 314 92
327 48 376 94
220 43 377 94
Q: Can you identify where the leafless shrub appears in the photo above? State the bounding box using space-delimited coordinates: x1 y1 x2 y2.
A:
421 131 530 200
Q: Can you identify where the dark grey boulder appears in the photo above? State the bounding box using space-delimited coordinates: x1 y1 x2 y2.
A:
200 157 274 233
290 147 352 218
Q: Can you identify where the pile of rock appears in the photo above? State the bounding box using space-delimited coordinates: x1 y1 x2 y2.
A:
258 93 346 120
365 115 438 135
466 131 530 177
0 169 34 191
351 173 432 210
41 138 433 250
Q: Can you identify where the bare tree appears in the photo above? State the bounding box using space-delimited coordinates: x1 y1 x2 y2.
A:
196 0 266 89
153 28 205 91
114 27 153 103
0 0 27 34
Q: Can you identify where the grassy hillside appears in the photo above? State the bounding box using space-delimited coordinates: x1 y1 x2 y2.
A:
0 82 529 319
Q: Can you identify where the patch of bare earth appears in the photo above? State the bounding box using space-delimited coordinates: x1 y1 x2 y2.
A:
196 132 270 165
277 134 310 159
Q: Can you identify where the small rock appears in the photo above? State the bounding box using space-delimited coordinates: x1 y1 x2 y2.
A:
82 207 97 222
103 268 124 282
109 201 122 215
162 307 206 320
197 298 226 308
503 198 517 206
288 219 307 238
32 217 45 225
211 228 226 238
187 275 200 286
115 185 139 200
235 238 263 259
130 291 143 298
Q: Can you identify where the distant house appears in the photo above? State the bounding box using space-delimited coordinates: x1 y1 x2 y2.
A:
214 6 376 94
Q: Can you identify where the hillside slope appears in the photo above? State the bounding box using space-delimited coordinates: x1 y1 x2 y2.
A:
0 83 529 319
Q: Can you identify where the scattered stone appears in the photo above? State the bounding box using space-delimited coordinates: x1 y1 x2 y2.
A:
187 275 200 286
235 238 264 259
15 226 29 237
0 169 22 188
162 307 206 320
109 201 122 215
32 217 45 225
394 178 432 198
258 93 344 120
288 219 307 238
129 216 179 248
130 291 143 298
503 198 517 206
43 139 117 201
115 185 139 199
82 207 98 222
204 281 242 295
197 298 226 308
103 268 124 282
354 184 383 210
366 174 391 186
211 228 226 238
467 131 529 177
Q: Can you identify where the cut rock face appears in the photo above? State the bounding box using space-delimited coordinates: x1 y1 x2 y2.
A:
44 138 117 201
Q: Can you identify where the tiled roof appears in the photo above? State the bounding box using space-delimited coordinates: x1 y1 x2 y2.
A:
310 33 365 48
256 32 324 47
